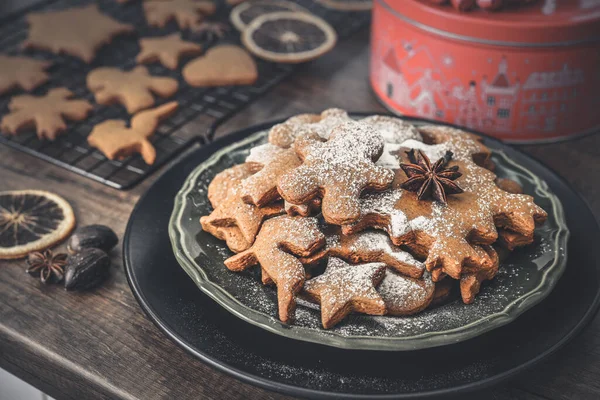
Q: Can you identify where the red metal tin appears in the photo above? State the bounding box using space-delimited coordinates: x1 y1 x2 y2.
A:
370 0 600 142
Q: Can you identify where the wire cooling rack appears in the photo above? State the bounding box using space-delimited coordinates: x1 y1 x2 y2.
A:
0 0 370 189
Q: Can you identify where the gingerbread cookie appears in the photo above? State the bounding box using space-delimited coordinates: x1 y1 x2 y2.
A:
224 215 325 323
144 0 216 30
302 227 425 279
204 162 263 252
182 45 258 87
136 33 203 70
460 245 499 304
430 277 455 307
1 88 92 140
303 257 386 329
200 164 285 245
268 108 351 149
342 135 545 285
242 143 302 206
24 4 134 63
495 178 524 194
87 66 178 114
360 115 423 168
278 120 394 225
88 101 178 165
378 269 435 316
0 55 52 95
285 198 321 217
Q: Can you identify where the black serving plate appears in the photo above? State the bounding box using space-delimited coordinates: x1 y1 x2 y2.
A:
124 117 600 399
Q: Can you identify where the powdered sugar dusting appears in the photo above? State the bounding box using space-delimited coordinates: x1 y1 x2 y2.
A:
361 115 422 144
245 143 286 165
378 270 433 311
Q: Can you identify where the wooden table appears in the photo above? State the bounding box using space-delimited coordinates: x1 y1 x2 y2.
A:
1 12 600 400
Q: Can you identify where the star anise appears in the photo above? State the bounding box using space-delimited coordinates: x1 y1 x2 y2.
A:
400 149 463 204
26 250 68 284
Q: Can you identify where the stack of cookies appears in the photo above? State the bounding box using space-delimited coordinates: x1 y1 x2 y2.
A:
200 109 548 329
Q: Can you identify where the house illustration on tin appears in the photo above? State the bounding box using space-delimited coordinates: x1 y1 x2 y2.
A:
481 58 520 132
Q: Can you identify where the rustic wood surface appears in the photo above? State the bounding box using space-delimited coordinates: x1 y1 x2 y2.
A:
1 3 600 399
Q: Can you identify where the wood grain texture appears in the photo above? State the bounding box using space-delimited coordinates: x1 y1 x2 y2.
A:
1 24 599 400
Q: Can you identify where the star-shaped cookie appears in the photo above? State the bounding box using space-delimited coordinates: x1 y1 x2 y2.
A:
143 0 216 30
200 164 285 245
0 55 52 95
224 215 325 323
1 88 92 140
268 108 351 149
302 227 425 279
303 258 387 329
136 33 203 70
87 66 178 114
88 101 178 165
23 4 134 63
278 120 394 225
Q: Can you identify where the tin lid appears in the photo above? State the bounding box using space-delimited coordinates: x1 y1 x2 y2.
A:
383 0 600 46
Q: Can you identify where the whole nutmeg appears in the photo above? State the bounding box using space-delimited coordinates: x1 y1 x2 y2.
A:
68 224 118 254
64 248 110 291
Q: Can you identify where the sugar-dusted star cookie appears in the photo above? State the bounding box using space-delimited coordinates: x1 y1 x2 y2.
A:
224 215 325 323
136 33 203 70
88 102 178 165
1 88 92 140
278 120 394 225
0 55 52 95
268 108 351 149
23 4 134 63
303 257 387 328
87 66 178 114
143 0 216 30
201 164 285 245
301 226 425 279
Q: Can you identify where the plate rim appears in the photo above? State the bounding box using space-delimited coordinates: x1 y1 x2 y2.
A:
168 123 569 351
123 115 600 399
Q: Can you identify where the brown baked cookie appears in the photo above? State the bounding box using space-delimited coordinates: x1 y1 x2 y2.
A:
0 55 52 95
1 88 92 140
495 178 524 194
285 198 321 217
417 125 493 169
224 215 325 323
344 136 546 282
460 245 499 304
88 101 178 165
87 66 178 114
302 227 425 279
242 143 302 206
278 120 394 225
378 269 435 316
182 45 258 87
136 33 203 70
360 115 423 168
430 277 455 307
303 257 386 328
143 0 216 30
200 164 285 245
203 162 263 252
268 108 351 149
23 4 134 63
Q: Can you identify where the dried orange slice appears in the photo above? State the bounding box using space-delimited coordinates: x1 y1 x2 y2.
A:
0 190 76 259
230 0 309 31
315 0 372 11
242 11 337 63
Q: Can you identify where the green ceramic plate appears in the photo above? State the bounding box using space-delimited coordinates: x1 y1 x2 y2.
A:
169 128 568 351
